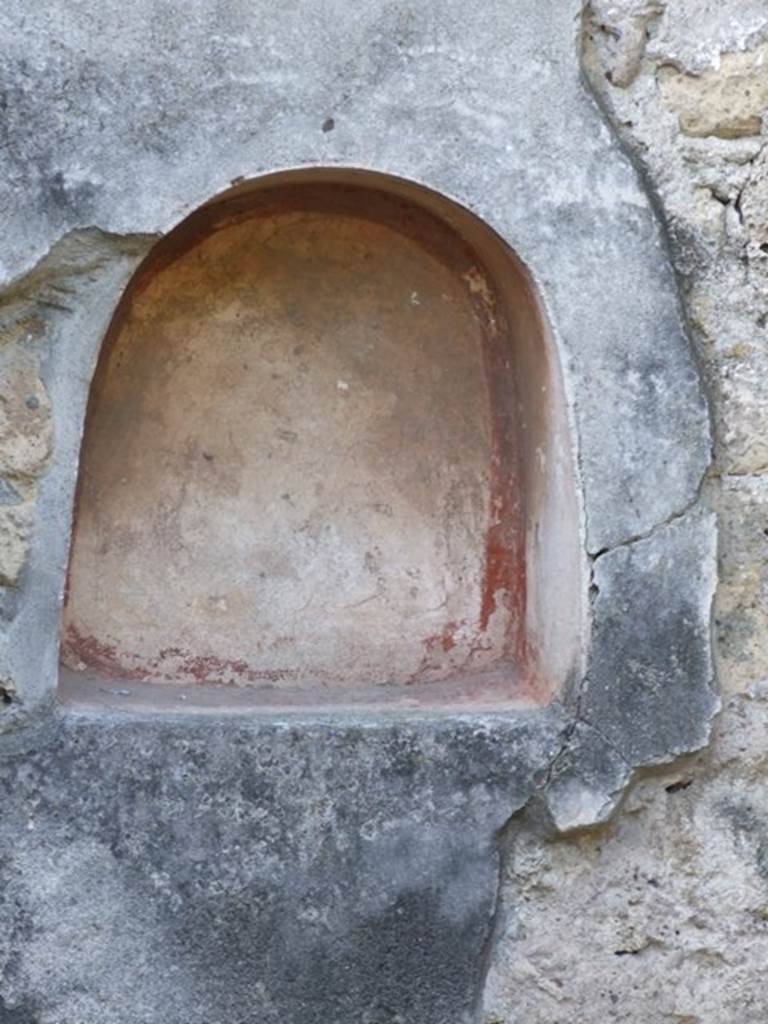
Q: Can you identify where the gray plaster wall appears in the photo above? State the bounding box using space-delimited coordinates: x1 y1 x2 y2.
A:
0 709 561 1024
0 1 722 1021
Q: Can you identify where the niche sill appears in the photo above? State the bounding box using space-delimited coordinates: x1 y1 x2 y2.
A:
58 665 543 715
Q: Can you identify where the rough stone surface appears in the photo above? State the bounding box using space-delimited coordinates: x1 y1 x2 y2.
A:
0 352 53 586
716 476 768 695
587 0 664 87
658 42 768 139
0 504 34 588
484 694 768 1024
0 362 52 485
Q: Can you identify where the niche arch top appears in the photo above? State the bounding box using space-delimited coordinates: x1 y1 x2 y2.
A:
59 169 582 711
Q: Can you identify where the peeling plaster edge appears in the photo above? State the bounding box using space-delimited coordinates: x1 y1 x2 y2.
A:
536 700 720 840
575 0 722 790
535 720 630 835
0 227 158 310
578 1 718 557
0 228 159 736
569 4 722 823
509 193 719 837
508 2 722 834
0 214 163 294
472 779 552 1024
510 695 719 842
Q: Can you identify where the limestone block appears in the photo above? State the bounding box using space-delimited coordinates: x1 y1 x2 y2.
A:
0 361 52 484
0 502 33 586
658 43 768 139
716 476 768 696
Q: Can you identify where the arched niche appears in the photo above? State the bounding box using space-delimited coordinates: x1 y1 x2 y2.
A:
59 169 582 710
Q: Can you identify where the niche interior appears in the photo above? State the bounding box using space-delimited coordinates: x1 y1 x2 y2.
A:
59 170 582 710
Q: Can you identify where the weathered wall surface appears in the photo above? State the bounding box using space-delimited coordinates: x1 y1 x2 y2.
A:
484 2 768 1020
0 0 757 1020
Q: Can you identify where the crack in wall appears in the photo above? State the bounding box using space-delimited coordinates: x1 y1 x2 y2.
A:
588 480 706 562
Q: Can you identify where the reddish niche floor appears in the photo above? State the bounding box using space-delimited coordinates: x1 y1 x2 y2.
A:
60 183 534 709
